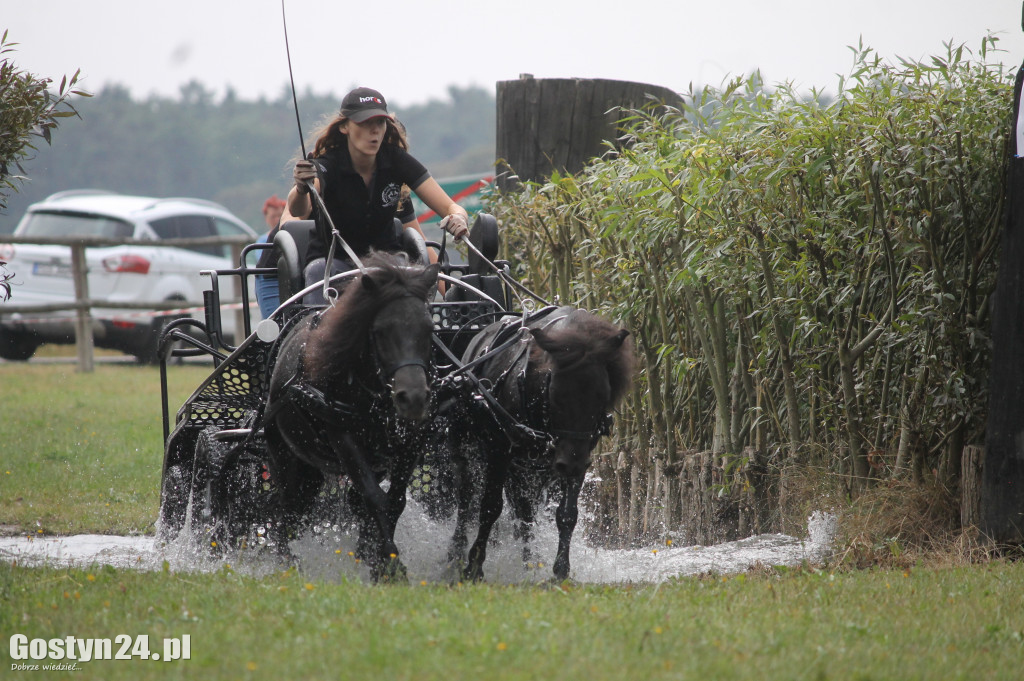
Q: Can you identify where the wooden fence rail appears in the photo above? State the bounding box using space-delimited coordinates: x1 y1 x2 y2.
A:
0 235 254 372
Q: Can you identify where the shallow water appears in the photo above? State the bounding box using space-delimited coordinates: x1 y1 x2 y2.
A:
0 506 836 584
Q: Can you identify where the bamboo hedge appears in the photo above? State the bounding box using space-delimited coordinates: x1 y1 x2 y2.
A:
488 39 1014 545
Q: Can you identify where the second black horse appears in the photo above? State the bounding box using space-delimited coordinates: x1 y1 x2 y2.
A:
447 306 634 581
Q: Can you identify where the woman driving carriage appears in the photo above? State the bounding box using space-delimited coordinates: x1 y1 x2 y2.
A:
284 87 469 303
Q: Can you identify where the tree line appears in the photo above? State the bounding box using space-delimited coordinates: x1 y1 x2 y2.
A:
0 80 495 233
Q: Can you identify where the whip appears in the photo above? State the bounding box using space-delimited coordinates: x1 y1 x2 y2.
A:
281 0 307 161
281 0 364 302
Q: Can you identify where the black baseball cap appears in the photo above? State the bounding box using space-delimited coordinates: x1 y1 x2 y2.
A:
340 87 392 123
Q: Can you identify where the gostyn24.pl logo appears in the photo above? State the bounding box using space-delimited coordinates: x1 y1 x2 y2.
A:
10 634 190 668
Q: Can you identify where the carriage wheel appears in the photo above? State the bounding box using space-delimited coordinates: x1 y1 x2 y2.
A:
157 464 189 541
308 474 352 533
409 447 458 521
190 429 235 553
191 429 277 554
220 451 279 552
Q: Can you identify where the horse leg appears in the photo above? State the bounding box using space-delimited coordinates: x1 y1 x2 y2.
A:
346 486 375 562
446 444 477 566
464 454 510 582
386 443 423 534
377 450 420 580
507 471 537 567
553 473 585 581
263 425 322 563
266 462 320 564
264 402 336 562
332 433 406 582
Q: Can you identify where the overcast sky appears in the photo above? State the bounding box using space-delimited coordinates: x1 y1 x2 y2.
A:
4 0 1023 111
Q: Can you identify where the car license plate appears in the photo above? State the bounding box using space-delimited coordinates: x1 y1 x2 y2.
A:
32 262 72 277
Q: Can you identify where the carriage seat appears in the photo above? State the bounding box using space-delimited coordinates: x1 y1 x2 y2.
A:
269 220 313 306
443 213 509 308
443 273 508 308
467 213 500 275
270 219 430 307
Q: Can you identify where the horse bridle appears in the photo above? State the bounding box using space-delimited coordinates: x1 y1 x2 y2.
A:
365 300 436 394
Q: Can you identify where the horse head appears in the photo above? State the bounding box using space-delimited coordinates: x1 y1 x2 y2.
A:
530 314 634 479
304 254 440 423
365 268 439 422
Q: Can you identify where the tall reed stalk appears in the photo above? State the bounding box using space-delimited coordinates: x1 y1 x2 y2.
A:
491 38 1012 545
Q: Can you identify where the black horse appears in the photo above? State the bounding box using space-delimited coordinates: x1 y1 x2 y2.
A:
263 252 440 581
447 306 634 581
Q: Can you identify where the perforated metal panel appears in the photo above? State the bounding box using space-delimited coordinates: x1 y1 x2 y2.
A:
186 343 273 429
431 300 500 333
173 309 316 434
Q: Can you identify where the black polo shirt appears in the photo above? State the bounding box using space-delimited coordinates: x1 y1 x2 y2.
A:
306 143 430 263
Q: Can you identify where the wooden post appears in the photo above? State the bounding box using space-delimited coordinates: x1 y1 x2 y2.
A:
628 464 640 543
982 62 1024 544
495 76 681 189
70 243 94 373
962 445 984 531
616 450 627 541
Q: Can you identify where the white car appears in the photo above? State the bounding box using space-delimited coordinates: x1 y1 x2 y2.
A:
0 190 258 362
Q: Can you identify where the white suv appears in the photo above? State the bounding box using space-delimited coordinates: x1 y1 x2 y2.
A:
0 190 257 362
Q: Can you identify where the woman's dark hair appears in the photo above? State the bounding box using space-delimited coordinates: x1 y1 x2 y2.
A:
302 102 414 215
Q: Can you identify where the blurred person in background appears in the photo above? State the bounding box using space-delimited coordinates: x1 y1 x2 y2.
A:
254 194 287 318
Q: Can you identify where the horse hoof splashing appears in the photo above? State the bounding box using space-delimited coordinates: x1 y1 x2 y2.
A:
264 253 440 583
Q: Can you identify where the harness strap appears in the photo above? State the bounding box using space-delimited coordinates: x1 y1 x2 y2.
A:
286 380 362 422
433 334 552 448
482 306 561 353
384 357 431 377
436 327 527 382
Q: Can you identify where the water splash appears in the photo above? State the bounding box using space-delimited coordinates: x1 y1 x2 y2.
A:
0 505 836 583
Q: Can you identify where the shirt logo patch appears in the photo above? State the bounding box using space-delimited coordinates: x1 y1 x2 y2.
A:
381 183 401 208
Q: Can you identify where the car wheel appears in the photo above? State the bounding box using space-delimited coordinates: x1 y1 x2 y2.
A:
0 328 40 361
134 298 189 364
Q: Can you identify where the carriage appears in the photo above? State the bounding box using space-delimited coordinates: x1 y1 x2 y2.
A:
158 216 509 548
156 213 632 581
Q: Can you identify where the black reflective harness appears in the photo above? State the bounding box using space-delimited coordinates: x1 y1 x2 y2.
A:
264 303 433 443
435 307 614 458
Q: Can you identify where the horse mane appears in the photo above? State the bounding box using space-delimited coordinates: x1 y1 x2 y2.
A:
302 252 432 383
530 309 635 407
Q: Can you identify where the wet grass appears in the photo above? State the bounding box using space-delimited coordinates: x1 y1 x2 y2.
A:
2 560 1023 680
0 363 211 535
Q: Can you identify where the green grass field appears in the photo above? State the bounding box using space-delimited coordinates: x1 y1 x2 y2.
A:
0 363 208 535
2 561 1022 680
1 365 1022 680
